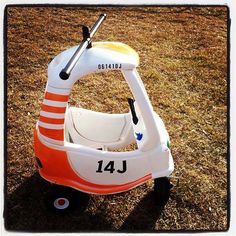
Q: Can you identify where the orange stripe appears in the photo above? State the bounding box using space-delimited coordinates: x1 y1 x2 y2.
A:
45 92 69 102
39 116 65 124
41 104 66 113
38 126 64 141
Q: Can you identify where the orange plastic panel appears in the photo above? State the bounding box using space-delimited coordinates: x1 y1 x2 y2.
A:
38 126 64 141
34 129 152 194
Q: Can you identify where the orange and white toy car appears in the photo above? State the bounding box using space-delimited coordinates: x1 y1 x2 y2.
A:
34 14 174 213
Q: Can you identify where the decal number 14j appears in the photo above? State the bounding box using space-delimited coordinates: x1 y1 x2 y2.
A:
96 160 127 174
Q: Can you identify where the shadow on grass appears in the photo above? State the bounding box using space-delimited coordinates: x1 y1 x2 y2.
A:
119 192 163 232
5 173 163 232
4 173 112 232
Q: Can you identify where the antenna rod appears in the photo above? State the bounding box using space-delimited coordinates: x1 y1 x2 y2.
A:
59 13 106 80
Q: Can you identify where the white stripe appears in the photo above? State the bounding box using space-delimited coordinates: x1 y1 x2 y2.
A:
46 84 71 95
38 121 64 129
43 99 67 107
40 111 65 119
38 132 64 146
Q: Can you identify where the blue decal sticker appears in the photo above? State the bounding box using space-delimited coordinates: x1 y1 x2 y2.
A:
135 132 143 141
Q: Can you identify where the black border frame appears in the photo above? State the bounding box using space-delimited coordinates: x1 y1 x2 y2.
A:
3 4 231 233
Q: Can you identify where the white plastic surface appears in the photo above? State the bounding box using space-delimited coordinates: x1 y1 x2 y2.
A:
65 107 135 150
37 41 174 190
48 42 139 89
71 108 126 142
38 129 174 185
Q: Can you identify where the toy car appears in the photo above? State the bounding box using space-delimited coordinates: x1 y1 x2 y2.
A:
34 14 174 213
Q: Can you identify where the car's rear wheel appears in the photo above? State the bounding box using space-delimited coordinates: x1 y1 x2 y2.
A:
154 177 172 207
45 184 87 214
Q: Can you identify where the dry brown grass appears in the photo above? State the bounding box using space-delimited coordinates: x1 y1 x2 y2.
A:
5 6 228 232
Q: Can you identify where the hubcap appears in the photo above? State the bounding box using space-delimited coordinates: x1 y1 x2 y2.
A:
53 197 70 210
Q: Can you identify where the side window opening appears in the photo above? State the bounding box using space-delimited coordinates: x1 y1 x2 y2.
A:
66 70 138 152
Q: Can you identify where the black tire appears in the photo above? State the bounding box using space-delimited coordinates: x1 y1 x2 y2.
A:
45 184 86 214
154 177 171 207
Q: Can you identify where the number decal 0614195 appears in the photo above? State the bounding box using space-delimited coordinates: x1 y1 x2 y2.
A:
98 64 122 70
96 160 127 174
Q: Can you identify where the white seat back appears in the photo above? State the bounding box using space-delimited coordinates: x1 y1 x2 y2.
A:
65 107 135 150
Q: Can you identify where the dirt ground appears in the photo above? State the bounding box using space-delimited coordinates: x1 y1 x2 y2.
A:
5 5 229 232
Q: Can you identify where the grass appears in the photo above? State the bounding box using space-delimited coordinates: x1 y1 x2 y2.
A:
5 6 228 231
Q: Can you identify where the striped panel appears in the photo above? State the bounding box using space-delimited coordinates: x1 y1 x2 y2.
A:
38 87 70 143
